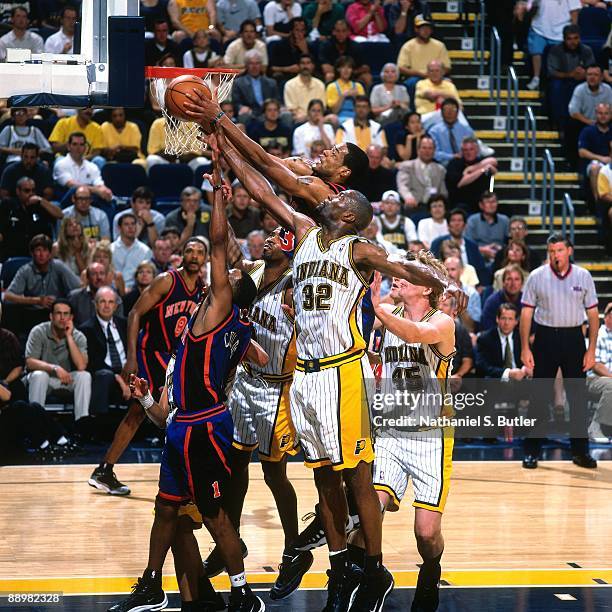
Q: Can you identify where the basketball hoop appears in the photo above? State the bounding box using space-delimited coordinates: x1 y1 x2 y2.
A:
145 66 240 156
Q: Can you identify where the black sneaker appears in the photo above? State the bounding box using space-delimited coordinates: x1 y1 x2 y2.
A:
198 575 226 610
323 565 362 612
202 539 248 578
269 550 314 600
349 565 394 612
411 564 441 612
107 575 167 611
89 466 131 495
292 504 359 552
227 586 264 612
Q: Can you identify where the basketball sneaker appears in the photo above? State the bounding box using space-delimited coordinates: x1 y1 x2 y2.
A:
269 550 314 599
89 465 131 496
107 571 167 611
292 504 360 552
227 585 264 612
203 539 248 578
197 575 226 610
349 565 394 612
411 563 441 611
322 564 362 612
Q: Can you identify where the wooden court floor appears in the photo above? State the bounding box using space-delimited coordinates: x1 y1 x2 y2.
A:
1 461 611 597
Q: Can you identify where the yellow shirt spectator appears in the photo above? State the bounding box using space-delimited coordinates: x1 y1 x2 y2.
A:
49 113 104 155
101 119 144 159
169 0 213 34
415 78 462 114
397 37 451 76
325 79 366 112
597 162 612 198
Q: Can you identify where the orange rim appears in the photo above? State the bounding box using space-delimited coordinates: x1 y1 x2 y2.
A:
144 66 241 79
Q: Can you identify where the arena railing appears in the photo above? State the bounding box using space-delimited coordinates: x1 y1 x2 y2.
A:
524 106 537 201
474 0 486 76
489 27 502 117
506 66 519 157
562 192 575 245
542 148 556 231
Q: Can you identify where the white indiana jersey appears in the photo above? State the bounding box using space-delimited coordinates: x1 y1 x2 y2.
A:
293 227 369 360
165 355 178 427
247 264 296 378
379 306 455 425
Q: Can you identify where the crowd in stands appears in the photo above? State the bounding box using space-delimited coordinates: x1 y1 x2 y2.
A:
0 0 611 461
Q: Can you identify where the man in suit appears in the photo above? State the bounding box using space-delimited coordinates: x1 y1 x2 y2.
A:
232 49 280 124
80 286 130 415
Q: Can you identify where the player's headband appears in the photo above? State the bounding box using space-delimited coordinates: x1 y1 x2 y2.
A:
278 228 296 258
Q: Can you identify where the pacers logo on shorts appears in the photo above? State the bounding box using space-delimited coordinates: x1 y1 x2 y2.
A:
354 439 367 455
279 434 291 449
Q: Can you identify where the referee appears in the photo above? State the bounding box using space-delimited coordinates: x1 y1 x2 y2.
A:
520 233 599 469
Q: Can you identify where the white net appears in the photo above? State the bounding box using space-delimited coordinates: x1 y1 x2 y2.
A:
149 71 237 156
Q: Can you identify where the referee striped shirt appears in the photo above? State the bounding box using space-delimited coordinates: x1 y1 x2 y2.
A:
521 263 598 328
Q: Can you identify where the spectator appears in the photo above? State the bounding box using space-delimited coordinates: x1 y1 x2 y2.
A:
395 111 425 161
319 19 372 86
246 229 265 259
387 0 422 46
579 102 612 198
0 6 43 62
144 19 182 66
439 239 479 288
110 213 153 291
52 133 114 202
439 294 474 382
68 262 111 327
465 191 510 262
430 208 487 283
292 98 335 156
361 144 396 202
100 107 143 163
360 216 397 253
54 217 91 276
62 185 111 241
182 29 221 68
269 17 313 82
25 299 91 423
140 0 172 33
283 53 326 123
546 24 595 126
89 240 127 297
217 0 261 42
414 60 460 116
492 215 542 272
0 108 51 165
49 109 105 158
396 135 447 217
43 5 77 54
247 99 292 149
374 189 417 251
227 184 261 238
596 148 612 245
0 143 54 200
429 98 475 166
417 194 448 248
151 237 173 274
260 209 280 235
113 187 165 247
586 302 612 443
164 186 212 245
481 264 524 332
397 14 450 101
161 227 182 253
263 0 302 40
0 177 62 260
326 56 367 121
303 0 345 40
526 0 581 91
79 286 130 415
569 65 612 126
345 0 387 41
444 255 481 331
601 29 612 85
223 20 269 69
231 49 280 122
308 139 327 160
122 260 157 317
167 0 217 42
445 136 498 213
336 95 387 152
370 63 410 125
493 239 530 290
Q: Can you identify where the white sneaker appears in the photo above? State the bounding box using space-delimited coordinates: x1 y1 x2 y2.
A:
526 76 540 91
588 420 609 444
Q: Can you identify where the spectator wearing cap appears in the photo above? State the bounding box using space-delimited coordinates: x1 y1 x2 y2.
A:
444 255 481 332
414 60 460 116
0 108 52 165
396 135 447 218
345 0 388 41
465 191 509 262
361 144 396 203
223 20 269 70
417 194 448 248
110 213 153 291
579 103 612 199
586 302 612 444
247 99 293 150
374 190 417 252
370 63 411 126
429 98 475 166
113 187 165 248
292 99 336 156
480 264 524 332
0 6 43 61
283 54 326 123
520 233 599 469
0 143 54 201
492 215 542 272
227 185 262 238
336 96 387 152
397 14 451 101
445 136 498 214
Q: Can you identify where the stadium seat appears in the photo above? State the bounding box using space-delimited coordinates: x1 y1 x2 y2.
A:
578 7 611 56
102 163 148 198
192 163 212 187
1 256 30 290
155 202 181 216
149 164 194 201
383 120 404 162
359 42 395 79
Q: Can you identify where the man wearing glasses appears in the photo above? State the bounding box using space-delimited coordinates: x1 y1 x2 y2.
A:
62 185 111 241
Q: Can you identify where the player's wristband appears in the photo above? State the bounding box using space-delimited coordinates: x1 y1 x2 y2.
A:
137 391 155 411
212 184 223 191
210 111 225 131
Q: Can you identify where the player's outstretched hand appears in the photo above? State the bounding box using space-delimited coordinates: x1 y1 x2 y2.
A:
370 271 382 310
183 88 221 126
129 374 149 399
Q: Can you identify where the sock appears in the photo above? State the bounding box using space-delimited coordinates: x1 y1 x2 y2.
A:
143 568 161 584
181 601 197 612
229 572 246 588
198 574 217 601
329 549 349 574
347 543 365 569
419 552 442 584
56 436 68 446
39 440 50 450
103 462 114 471
364 553 382 575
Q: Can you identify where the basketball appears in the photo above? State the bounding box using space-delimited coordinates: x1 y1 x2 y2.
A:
164 74 211 122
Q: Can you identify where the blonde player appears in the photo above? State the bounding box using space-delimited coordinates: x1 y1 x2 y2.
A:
367 261 455 612
216 127 463 612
